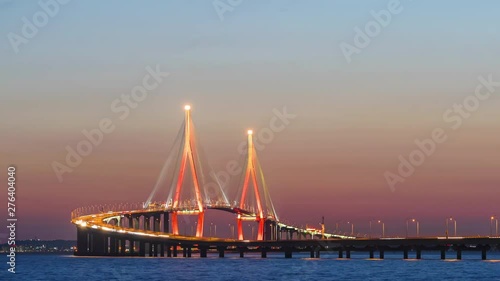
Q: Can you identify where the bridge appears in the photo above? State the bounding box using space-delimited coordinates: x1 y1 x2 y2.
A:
71 105 500 259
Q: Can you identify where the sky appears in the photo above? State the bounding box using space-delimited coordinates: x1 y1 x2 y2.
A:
1 0 499 241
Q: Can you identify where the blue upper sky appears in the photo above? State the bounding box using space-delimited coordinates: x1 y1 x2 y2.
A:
2 0 500 138
2 1 499 76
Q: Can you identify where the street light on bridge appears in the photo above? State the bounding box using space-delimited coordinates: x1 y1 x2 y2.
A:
369 220 385 238
379 220 385 238
228 223 235 239
334 221 341 234
247 224 255 240
346 221 354 237
406 218 420 237
190 221 198 236
490 216 498 237
445 217 457 238
209 223 217 237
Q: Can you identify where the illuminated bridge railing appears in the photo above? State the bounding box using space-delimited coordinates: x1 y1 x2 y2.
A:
71 201 237 220
71 202 148 220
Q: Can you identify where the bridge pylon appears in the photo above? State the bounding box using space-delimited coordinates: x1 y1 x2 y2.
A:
145 104 230 238
170 105 205 237
236 130 278 240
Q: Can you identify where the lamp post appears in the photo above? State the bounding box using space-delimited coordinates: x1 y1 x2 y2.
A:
370 220 385 238
247 224 256 240
229 223 235 239
378 220 385 238
406 218 419 237
445 217 456 238
347 222 354 237
490 216 498 237
335 221 342 234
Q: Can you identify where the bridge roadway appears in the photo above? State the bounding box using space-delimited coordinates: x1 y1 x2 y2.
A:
72 208 500 260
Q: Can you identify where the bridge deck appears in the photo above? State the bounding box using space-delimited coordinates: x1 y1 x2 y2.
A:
72 209 500 259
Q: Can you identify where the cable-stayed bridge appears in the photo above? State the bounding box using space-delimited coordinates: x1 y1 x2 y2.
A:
71 105 500 259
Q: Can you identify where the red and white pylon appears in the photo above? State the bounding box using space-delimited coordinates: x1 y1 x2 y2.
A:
237 130 265 240
171 105 205 237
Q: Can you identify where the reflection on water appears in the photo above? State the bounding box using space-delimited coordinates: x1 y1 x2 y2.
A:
4 252 500 281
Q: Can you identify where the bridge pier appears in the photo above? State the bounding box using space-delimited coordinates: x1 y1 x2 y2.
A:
91 232 106 255
133 216 139 229
100 234 108 255
149 243 153 257
481 247 487 260
456 248 462 260
218 246 225 258
144 216 150 231
173 246 178 257
346 249 351 259
200 246 207 258
139 241 145 257
120 239 126 255
440 248 446 260
403 248 409 259
153 243 159 257
163 212 170 233
129 240 135 255
182 246 187 257
261 247 267 258
369 249 374 259
127 215 133 228
109 236 117 255
284 247 293 258
338 249 343 258
103 234 111 255
166 245 172 257
76 227 89 255
239 247 245 258
160 243 165 257
154 215 161 232
379 250 384 259
416 248 422 259
113 237 120 255
315 248 320 258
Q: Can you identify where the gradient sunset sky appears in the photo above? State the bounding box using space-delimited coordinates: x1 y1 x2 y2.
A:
1 0 499 241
